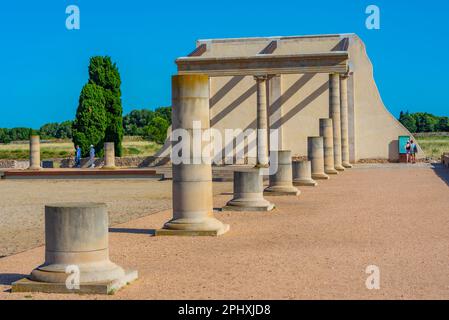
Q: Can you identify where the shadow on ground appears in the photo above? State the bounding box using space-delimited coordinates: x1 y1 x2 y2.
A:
431 163 449 187
0 273 26 285
109 228 155 235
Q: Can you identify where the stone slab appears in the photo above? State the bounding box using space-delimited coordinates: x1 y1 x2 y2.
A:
11 270 138 295
222 203 275 212
155 224 230 237
293 181 318 187
263 190 300 196
2 169 164 180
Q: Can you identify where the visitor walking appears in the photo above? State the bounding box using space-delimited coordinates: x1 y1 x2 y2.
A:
405 140 411 163
89 145 96 168
74 145 81 168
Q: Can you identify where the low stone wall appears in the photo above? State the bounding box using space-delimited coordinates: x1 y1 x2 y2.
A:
0 156 171 169
0 160 17 168
0 160 29 169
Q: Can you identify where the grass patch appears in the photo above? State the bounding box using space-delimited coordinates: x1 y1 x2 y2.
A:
416 135 449 160
0 139 162 160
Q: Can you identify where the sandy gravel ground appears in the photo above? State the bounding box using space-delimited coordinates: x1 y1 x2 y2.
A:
1 164 449 299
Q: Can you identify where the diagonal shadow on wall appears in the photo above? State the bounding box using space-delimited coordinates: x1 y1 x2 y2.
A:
271 82 328 129
269 73 316 129
211 73 329 161
210 83 257 127
210 75 246 108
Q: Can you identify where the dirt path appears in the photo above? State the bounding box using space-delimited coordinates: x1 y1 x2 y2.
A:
1 165 449 299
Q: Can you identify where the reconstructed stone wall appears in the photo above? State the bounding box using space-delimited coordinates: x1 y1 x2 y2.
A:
165 34 423 163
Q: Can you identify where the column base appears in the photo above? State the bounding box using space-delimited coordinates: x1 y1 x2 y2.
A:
156 217 230 236
101 166 117 170
342 162 353 168
222 201 274 212
312 173 330 180
334 165 346 171
12 270 137 295
264 186 300 196
254 163 269 169
293 179 318 187
325 168 339 175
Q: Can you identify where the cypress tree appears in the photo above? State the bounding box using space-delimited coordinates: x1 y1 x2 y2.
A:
72 84 107 156
88 56 123 156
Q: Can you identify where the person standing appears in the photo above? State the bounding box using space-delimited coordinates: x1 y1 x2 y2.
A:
405 140 411 163
75 145 81 168
89 144 96 168
410 139 418 164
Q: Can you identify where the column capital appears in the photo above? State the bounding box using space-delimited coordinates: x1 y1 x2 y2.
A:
340 73 350 79
253 74 269 81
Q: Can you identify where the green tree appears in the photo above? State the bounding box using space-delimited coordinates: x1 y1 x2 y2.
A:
88 56 123 156
123 109 155 136
72 84 107 157
414 113 437 132
399 111 417 133
0 128 12 144
39 123 59 139
154 106 172 125
144 116 169 144
57 120 73 139
436 117 449 132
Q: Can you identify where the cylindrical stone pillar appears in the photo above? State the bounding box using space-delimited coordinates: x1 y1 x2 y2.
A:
329 74 345 171
264 150 300 196
340 74 352 168
255 75 269 167
29 135 41 170
308 136 329 180
29 203 130 284
103 142 116 169
319 118 338 175
223 169 274 211
158 75 229 236
292 160 317 187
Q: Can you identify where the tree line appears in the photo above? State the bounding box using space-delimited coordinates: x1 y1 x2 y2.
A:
0 56 171 156
399 111 449 133
0 107 171 145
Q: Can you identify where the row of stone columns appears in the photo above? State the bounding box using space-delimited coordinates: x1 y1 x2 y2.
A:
253 72 352 172
156 73 354 236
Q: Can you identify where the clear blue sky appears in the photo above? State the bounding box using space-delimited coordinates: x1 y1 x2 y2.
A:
0 0 448 128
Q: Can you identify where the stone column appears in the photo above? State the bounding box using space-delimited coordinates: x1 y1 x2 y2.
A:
340 74 352 168
308 136 329 180
157 74 229 236
223 169 274 211
255 75 269 168
292 160 317 187
12 203 137 294
319 118 338 175
264 150 300 196
103 142 116 169
28 135 41 170
329 74 345 171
